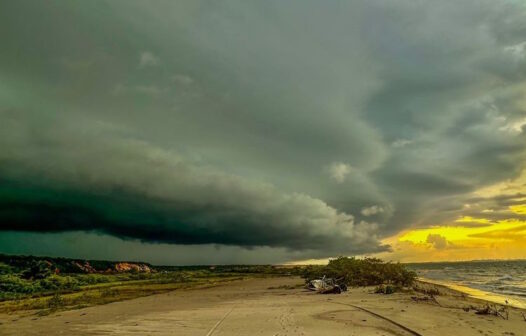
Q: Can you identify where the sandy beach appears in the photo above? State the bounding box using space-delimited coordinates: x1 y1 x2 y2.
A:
1 276 525 336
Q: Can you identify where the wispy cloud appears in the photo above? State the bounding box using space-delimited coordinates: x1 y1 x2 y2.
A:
327 162 351 184
139 51 160 67
361 205 384 217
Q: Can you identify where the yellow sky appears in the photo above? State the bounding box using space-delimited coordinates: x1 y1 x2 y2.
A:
374 218 526 262
293 216 526 265
291 170 526 265
372 171 526 263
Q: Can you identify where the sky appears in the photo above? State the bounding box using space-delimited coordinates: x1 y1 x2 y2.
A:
1 0 526 265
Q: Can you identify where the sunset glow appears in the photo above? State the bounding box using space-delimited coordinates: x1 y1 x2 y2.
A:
375 217 526 262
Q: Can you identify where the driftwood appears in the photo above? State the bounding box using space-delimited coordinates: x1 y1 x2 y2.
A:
411 295 430 302
410 295 441 306
475 304 509 320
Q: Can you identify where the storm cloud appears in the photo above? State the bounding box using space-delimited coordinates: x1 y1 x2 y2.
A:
0 111 382 255
1 1 526 263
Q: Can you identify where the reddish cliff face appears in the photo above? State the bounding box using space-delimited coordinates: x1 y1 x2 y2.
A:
72 261 98 273
114 262 152 273
68 261 153 273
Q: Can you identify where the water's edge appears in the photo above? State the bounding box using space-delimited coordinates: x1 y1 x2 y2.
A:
417 277 526 310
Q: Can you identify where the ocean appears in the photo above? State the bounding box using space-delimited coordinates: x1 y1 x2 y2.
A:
407 260 526 309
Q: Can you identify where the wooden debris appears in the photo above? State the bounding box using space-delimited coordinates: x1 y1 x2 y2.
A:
410 295 440 306
474 304 508 320
411 295 430 302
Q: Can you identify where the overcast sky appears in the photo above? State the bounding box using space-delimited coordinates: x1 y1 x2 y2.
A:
1 1 526 264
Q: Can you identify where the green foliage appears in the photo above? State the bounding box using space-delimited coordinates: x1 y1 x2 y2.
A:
39 275 79 291
302 257 416 288
374 284 398 294
47 293 64 309
100 288 119 297
72 274 112 285
0 274 41 294
0 254 154 274
21 260 53 280
0 262 13 275
0 253 305 305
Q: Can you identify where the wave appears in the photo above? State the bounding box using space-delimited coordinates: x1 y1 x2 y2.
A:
409 260 526 309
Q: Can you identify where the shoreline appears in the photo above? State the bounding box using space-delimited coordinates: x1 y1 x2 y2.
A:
416 277 526 310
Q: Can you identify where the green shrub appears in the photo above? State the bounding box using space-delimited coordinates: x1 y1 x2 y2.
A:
73 274 112 285
47 293 65 309
100 288 119 297
21 260 54 280
0 274 42 294
0 263 13 275
374 284 397 294
301 257 416 288
39 275 79 291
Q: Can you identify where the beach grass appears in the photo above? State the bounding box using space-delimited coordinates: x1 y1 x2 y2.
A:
0 274 251 315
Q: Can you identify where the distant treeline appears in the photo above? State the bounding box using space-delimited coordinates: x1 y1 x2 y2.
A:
0 254 153 275
0 253 301 275
0 253 302 301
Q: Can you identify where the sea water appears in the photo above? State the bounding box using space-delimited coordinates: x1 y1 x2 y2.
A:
407 260 526 308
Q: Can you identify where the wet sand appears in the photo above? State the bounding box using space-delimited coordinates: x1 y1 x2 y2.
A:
1 276 525 336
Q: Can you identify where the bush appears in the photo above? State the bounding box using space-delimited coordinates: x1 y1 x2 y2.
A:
39 275 79 291
0 263 13 275
0 274 42 294
21 261 53 280
374 284 397 294
47 293 65 309
301 257 416 288
73 274 112 286
100 288 119 297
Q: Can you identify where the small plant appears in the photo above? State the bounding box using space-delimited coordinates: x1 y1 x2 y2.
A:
374 284 397 294
413 285 440 296
47 293 65 310
374 284 385 293
100 288 119 297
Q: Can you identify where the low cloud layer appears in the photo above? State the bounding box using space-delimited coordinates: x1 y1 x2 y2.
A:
0 112 383 255
1 1 526 263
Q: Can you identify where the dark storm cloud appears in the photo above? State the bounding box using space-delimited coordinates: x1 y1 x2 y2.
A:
0 111 383 255
359 1 526 233
1 0 526 262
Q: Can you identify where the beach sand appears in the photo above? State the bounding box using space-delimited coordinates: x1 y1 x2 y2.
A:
1 276 525 336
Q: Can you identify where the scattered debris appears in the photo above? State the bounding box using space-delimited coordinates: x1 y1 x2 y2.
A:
474 304 508 320
375 284 398 294
410 295 440 306
411 295 431 302
412 284 440 296
307 276 347 294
